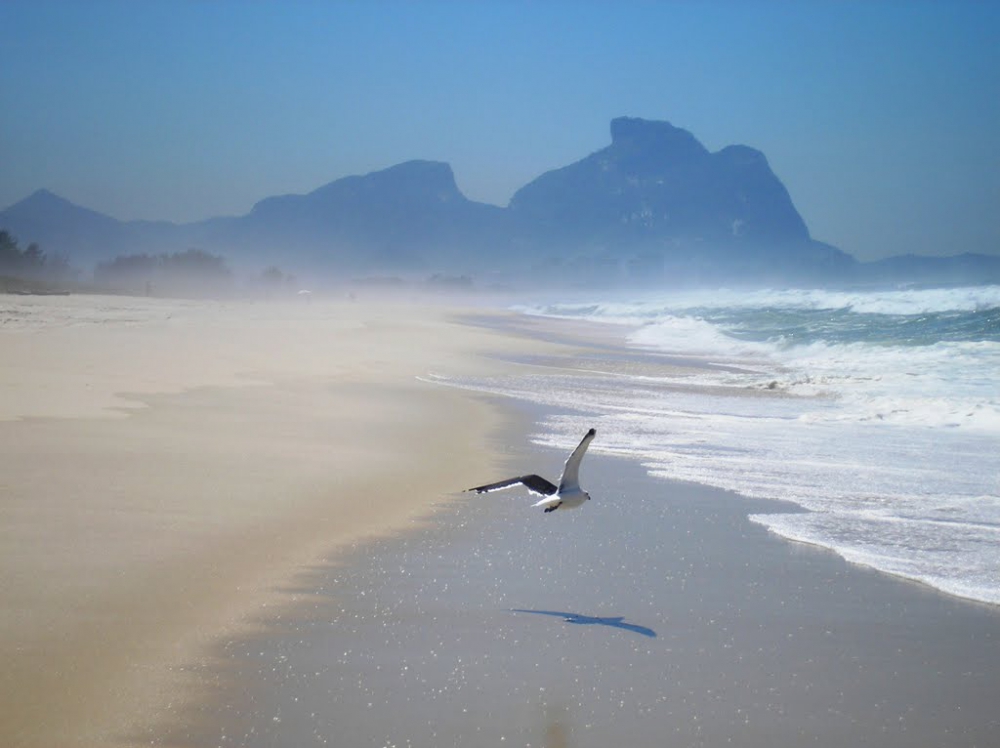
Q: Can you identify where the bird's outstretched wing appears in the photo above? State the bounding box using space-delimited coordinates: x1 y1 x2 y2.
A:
558 428 596 492
466 474 558 497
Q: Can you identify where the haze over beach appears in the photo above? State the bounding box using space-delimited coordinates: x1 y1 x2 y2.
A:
2 2 999 748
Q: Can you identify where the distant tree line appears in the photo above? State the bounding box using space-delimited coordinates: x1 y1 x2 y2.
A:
3 233 301 298
0 230 75 281
258 265 299 292
95 248 233 296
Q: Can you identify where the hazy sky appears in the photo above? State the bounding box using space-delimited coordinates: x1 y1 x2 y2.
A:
2 1 998 261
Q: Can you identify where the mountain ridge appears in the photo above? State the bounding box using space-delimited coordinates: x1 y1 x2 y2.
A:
3 117 997 287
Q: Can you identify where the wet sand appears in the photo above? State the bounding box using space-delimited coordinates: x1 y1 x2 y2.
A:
157 438 1000 748
0 293 560 748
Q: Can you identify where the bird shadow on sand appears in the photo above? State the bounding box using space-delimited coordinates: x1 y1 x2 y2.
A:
511 609 657 638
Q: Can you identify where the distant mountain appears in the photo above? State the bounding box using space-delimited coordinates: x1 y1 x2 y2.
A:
505 117 854 284
0 189 182 268
232 160 508 272
512 117 810 245
1 189 130 266
2 118 995 288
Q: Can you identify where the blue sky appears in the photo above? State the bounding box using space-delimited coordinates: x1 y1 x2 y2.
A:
2 0 997 260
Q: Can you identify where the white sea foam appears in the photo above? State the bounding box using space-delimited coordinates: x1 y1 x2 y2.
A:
450 285 1000 606
565 290 1000 434
522 284 1000 318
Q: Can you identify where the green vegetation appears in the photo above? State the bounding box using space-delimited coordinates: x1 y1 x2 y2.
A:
1 229 309 299
0 230 76 292
95 248 233 297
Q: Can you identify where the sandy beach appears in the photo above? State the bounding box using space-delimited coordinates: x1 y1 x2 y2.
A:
3 292 999 748
0 292 558 748
167 451 1000 748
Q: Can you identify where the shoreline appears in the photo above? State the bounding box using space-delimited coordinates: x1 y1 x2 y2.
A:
151 308 1000 747
158 436 1000 748
461 306 1000 609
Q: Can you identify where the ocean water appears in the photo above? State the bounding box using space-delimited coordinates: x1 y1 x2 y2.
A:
444 284 1000 606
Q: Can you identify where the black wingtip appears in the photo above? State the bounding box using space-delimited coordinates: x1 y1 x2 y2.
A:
587 428 596 436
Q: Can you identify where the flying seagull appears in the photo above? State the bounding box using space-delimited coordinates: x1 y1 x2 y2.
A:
465 428 596 513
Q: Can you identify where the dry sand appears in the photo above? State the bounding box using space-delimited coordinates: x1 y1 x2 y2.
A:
0 292 558 748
